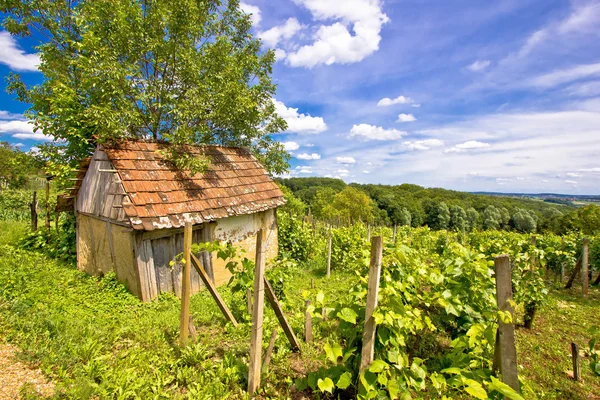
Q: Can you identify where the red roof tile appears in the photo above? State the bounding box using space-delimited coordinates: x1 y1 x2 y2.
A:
86 141 285 230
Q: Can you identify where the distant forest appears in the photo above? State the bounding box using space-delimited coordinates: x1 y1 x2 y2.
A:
276 177 599 235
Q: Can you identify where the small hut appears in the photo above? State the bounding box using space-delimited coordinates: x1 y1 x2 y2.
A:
57 140 285 301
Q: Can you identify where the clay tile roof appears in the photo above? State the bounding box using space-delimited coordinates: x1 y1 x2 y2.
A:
81 140 285 230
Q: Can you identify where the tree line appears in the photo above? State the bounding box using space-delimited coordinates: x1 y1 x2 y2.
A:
277 177 600 235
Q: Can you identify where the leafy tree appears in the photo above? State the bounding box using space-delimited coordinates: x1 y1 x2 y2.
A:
330 187 374 223
482 206 502 230
512 208 537 233
312 187 338 220
466 207 480 231
574 205 600 234
393 207 412 227
499 207 510 229
427 202 450 230
449 204 467 232
0 142 42 188
2 0 287 185
277 184 305 217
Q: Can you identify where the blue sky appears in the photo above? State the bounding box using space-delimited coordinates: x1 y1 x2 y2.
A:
1 0 600 194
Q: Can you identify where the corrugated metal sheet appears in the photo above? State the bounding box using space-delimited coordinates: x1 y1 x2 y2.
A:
65 141 285 230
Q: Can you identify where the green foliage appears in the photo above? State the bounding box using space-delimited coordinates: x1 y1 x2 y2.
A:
18 214 76 263
589 326 600 376
0 142 42 189
512 208 537 233
449 204 467 232
0 189 32 221
2 0 288 185
427 201 451 230
330 187 375 223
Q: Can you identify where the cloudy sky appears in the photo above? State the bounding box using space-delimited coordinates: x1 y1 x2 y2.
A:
1 0 600 194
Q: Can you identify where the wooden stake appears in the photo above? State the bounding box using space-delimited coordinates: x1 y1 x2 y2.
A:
248 228 267 395
393 225 397 243
582 239 589 297
30 191 38 232
326 230 332 278
264 277 301 352
566 256 582 289
494 254 520 394
571 342 580 381
304 300 313 343
262 328 278 372
191 254 239 327
179 221 192 346
359 236 383 374
45 178 51 229
247 288 253 315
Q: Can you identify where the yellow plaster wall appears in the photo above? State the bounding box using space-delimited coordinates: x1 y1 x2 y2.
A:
211 209 279 286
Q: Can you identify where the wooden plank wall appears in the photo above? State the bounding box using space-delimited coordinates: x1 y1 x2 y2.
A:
76 148 128 223
135 224 212 301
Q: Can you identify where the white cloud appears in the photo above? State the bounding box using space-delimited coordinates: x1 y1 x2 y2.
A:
531 63 600 88
0 31 40 72
259 18 302 48
403 139 444 151
296 153 321 160
336 168 349 174
377 95 415 107
349 124 405 141
274 48 287 61
564 80 600 97
565 180 578 185
566 172 582 178
13 142 24 147
558 2 600 34
283 141 299 151
295 166 313 174
0 119 51 141
285 0 389 68
336 157 356 164
239 2 261 26
397 113 417 122
362 170 370 174
444 141 491 153
305 143 315 147
467 60 491 72
274 99 327 134
578 167 600 173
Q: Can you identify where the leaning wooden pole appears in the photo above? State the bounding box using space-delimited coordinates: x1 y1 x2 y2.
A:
179 221 193 346
359 236 383 375
45 178 51 229
494 254 520 394
30 191 38 232
248 228 267 395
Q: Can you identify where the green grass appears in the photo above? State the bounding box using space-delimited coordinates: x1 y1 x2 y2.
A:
0 220 28 247
516 286 600 399
0 227 598 398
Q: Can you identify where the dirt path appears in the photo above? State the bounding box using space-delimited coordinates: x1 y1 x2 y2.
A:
0 343 54 399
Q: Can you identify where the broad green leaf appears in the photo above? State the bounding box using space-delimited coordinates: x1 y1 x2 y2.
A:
316 290 325 305
317 377 335 393
387 377 399 399
336 372 353 390
337 308 358 324
488 376 524 400
369 359 389 373
464 379 488 399
441 367 462 375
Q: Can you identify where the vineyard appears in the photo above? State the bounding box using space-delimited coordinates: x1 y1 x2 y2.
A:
0 208 597 399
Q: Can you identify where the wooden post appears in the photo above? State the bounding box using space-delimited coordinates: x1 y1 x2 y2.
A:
264 277 301 352
179 221 192 346
30 191 38 231
247 288 253 315
494 255 520 393
45 178 51 229
248 229 267 394
262 328 278 372
566 256 582 289
393 225 397 243
359 236 383 374
582 239 589 297
190 254 239 327
304 300 313 343
326 230 332 278
571 342 580 381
